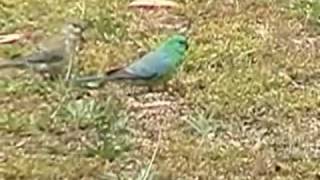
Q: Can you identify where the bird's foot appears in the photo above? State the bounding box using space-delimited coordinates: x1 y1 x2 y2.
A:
38 71 60 81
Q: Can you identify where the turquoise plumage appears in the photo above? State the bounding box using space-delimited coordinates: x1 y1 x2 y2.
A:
74 34 188 87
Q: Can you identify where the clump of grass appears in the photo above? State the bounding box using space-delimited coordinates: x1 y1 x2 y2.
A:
55 96 132 160
290 0 320 25
0 113 31 133
88 0 132 43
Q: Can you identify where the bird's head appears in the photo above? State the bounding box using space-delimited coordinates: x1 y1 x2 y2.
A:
62 19 88 40
161 34 188 55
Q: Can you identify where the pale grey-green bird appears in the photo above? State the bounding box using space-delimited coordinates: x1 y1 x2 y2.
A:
0 20 87 79
74 34 188 88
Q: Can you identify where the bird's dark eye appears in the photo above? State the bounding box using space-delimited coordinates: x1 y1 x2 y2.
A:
69 22 83 29
178 40 186 45
72 23 81 28
179 40 188 49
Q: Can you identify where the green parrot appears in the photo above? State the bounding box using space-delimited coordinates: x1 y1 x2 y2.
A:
74 34 188 89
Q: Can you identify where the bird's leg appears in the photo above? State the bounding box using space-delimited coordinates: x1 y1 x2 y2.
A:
163 83 171 92
147 86 154 93
126 88 136 96
43 71 60 81
38 72 51 81
126 86 140 97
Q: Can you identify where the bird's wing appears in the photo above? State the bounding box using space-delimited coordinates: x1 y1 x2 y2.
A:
28 34 66 64
20 50 64 64
73 51 173 85
106 68 158 81
36 35 65 52
122 50 172 79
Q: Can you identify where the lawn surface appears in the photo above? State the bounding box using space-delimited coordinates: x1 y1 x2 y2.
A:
0 0 320 179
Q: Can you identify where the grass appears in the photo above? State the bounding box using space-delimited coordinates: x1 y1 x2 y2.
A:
1 0 320 179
